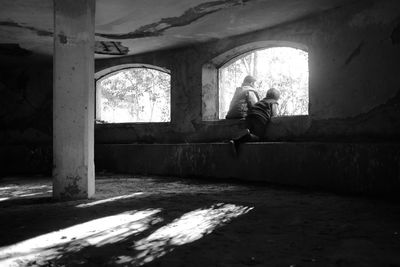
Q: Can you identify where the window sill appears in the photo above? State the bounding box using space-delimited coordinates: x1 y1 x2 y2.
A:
202 114 310 123
95 122 171 128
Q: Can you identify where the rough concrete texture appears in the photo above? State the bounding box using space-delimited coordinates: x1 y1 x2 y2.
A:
96 0 400 143
0 0 352 59
1 0 400 199
95 142 400 196
1 176 400 266
53 0 95 199
0 66 52 145
3 0 398 146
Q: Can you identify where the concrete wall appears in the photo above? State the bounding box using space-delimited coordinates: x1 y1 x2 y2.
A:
96 142 400 196
0 66 52 145
0 65 52 175
93 0 400 196
96 0 400 143
2 0 400 196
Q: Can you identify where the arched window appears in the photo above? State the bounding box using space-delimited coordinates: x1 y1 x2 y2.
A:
218 47 309 119
96 67 171 123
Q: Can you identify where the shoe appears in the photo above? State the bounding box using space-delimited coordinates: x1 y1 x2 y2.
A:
232 129 250 141
248 133 260 142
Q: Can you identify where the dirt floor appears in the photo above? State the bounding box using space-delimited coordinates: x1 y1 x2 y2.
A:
0 176 400 267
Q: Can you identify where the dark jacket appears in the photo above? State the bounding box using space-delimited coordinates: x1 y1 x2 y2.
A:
247 98 278 124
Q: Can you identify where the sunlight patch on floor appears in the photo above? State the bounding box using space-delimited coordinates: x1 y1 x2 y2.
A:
0 209 162 267
0 184 52 201
0 186 19 191
116 203 253 266
76 192 144 208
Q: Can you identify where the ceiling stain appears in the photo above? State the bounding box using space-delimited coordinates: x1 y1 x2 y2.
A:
96 0 253 40
0 21 53 37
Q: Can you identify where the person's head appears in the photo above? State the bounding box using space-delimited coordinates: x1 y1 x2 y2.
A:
266 88 280 100
242 75 256 87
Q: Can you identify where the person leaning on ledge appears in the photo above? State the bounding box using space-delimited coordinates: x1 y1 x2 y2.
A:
229 88 281 155
225 75 260 119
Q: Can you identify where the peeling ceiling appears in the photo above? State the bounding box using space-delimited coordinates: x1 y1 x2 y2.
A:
0 0 352 60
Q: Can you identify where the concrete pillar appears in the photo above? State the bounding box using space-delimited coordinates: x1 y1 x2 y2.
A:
53 0 95 199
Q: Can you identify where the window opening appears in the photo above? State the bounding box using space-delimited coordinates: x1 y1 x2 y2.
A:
96 68 171 123
219 47 309 119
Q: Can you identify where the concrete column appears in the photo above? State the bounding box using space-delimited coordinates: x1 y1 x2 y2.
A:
53 0 95 199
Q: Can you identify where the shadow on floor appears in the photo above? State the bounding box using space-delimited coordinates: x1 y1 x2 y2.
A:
1 176 400 266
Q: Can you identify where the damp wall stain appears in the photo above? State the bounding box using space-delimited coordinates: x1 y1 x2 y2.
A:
60 176 83 199
58 33 68 44
344 41 364 65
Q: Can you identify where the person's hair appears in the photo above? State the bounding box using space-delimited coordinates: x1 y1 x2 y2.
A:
242 75 256 86
266 88 280 100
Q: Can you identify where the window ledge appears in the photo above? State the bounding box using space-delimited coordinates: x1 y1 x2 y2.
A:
95 122 171 128
202 115 310 124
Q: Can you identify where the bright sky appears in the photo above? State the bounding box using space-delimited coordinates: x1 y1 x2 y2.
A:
256 47 309 78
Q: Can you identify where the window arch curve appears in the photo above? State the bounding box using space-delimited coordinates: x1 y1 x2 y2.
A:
95 64 171 123
202 41 309 120
212 40 308 67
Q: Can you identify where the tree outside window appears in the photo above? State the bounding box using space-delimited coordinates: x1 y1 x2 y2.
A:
96 68 170 123
219 47 309 119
